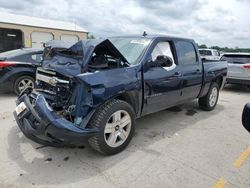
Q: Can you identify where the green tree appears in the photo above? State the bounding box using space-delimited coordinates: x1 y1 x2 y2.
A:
197 43 250 53
211 46 220 50
199 44 207 49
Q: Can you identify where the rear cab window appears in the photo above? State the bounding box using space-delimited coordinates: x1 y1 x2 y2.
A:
175 41 197 65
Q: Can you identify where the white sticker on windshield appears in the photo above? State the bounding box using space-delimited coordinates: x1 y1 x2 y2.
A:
130 39 150 45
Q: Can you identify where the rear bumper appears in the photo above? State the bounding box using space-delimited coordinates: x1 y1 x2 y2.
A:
0 79 13 92
0 69 14 92
226 78 250 85
13 94 100 146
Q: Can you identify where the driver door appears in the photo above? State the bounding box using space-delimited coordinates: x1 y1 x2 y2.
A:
142 41 183 115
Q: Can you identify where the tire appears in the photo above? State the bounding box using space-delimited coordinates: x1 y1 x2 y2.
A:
14 75 35 95
242 103 250 133
88 99 135 155
199 82 219 111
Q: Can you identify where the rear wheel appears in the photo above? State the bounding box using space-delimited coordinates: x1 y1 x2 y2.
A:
199 82 219 111
88 99 135 155
14 75 35 95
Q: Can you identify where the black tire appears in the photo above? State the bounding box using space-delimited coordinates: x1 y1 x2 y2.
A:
88 99 135 155
199 82 219 111
242 103 250 133
13 75 35 95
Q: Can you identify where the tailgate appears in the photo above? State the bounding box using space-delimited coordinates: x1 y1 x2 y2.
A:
228 63 250 79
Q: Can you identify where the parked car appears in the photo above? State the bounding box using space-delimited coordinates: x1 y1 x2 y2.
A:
14 35 228 155
220 53 250 86
0 48 43 94
242 103 250 133
199 49 221 61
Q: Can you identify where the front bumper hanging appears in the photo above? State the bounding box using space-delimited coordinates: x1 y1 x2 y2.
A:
13 94 99 146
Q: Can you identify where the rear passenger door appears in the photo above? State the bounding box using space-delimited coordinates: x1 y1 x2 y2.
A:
175 40 203 100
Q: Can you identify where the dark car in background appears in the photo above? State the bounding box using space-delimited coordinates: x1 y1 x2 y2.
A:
0 48 43 94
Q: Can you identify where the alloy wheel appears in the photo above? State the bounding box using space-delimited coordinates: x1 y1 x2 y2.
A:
104 110 132 148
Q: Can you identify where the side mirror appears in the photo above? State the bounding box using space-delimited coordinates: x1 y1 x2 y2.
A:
242 103 250 133
150 55 173 68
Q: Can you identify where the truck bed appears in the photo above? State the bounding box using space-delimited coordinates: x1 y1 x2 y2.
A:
203 60 228 83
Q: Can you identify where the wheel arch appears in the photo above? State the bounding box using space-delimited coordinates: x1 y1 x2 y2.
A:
114 91 140 117
212 76 223 89
10 69 36 83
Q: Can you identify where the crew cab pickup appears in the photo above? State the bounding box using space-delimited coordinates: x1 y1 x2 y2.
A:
13 35 228 155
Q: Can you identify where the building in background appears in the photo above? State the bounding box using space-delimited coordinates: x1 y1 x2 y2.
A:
0 12 88 52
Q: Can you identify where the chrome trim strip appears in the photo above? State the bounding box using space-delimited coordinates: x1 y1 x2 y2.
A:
36 73 69 86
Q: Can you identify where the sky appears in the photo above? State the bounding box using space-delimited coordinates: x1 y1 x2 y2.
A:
0 0 249 48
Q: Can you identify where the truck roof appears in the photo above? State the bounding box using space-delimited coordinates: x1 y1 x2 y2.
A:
112 34 194 41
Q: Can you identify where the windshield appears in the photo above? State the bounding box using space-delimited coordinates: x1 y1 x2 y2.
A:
221 55 250 64
109 37 151 64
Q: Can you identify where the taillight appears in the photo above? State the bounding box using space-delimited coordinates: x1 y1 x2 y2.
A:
243 65 250 69
0 61 16 68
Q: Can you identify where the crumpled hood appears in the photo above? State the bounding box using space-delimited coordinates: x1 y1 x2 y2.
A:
42 39 128 77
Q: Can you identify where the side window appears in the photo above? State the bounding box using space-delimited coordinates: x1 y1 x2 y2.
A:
207 51 212 56
151 41 175 65
175 41 197 65
214 51 219 56
30 53 43 63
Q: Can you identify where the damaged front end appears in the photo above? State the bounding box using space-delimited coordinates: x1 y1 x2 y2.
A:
13 39 136 146
14 92 99 146
13 67 100 146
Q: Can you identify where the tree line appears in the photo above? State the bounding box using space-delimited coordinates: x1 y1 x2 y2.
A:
198 44 250 53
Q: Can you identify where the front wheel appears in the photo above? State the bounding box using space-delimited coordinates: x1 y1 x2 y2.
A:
88 99 135 155
199 82 219 111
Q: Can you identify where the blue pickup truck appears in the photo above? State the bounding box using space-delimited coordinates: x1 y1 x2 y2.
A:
14 35 228 155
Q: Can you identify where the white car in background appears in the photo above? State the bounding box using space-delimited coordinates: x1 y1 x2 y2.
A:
220 53 250 86
199 49 221 61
